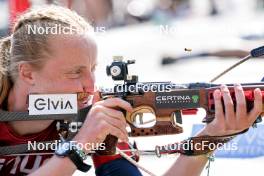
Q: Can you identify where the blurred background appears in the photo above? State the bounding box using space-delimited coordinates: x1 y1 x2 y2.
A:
1 0 264 176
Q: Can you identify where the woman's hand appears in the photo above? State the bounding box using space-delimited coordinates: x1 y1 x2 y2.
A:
200 84 263 136
74 98 132 150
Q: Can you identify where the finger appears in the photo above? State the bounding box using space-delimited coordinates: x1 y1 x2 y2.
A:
103 115 128 137
97 113 128 142
97 98 133 112
106 121 129 142
221 85 235 124
234 84 247 119
93 109 127 133
99 105 127 124
213 89 224 123
248 88 262 123
108 125 128 142
92 90 101 104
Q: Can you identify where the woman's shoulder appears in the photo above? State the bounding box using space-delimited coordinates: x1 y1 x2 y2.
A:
0 121 59 146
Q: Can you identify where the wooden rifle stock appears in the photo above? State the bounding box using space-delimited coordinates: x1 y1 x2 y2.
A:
99 83 264 155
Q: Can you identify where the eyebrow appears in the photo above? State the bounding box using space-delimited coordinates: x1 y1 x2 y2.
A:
73 66 87 70
63 66 85 72
64 64 97 72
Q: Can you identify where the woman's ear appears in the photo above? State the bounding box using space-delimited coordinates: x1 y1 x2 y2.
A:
18 63 36 86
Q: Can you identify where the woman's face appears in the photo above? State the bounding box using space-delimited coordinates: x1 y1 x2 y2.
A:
30 34 97 108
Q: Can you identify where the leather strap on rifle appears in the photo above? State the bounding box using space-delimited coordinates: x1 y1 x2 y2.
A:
0 106 92 156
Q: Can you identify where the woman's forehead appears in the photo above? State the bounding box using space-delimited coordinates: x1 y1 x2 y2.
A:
47 34 97 68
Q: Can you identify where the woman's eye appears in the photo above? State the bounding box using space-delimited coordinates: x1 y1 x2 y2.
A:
66 70 82 78
73 70 81 74
68 75 80 79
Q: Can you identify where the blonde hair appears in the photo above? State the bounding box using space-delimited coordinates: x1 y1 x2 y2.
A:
0 5 93 104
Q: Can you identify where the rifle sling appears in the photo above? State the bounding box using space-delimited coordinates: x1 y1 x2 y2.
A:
0 106 92 156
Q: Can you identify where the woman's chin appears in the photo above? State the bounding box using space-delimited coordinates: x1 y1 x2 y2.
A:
78 102 89 109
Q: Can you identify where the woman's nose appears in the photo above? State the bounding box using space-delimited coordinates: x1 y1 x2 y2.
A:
81 72 95 92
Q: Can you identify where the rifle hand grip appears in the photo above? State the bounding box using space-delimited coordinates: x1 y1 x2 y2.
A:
95 134 118 155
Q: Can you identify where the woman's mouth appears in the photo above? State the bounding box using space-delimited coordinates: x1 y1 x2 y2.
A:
77 92 94 109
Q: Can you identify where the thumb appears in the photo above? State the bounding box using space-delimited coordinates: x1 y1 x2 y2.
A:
92 90 101 104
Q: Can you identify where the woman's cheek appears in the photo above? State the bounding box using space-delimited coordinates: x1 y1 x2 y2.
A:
35 77 83 93
62 79 83 92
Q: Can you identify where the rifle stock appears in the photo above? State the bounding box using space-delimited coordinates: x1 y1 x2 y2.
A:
101 50 264 156
98 82 264 155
